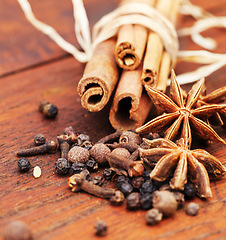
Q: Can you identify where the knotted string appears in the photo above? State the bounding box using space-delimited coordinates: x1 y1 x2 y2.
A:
17 0 226 85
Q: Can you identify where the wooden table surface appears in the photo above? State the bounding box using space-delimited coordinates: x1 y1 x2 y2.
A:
0 0 226 239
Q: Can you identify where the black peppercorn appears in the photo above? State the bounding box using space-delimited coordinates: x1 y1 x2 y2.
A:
86 159 98 172
39 100 58 119
110 190 125 206
81 140 93 150
18 158 31 172
55 158 71 175
34 134 46 146
77 133 90 146
103 168 114 180
92 175 104 186
131 176 145 190
126 192 141 210
140 193 153 210
119 182 133 196
184 182 196 199
116 175 130 189
70 162 86 175
139 180 156 195
142 170 152 180
94 220 107 236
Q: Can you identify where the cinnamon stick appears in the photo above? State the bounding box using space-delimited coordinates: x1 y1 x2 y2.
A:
77 39 119 112
115 0 156 70
141 0 180 88
109 68 152 130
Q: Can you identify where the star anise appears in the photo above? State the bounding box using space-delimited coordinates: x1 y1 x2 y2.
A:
139 138 226 198
136 70 226 149
196 86 226 126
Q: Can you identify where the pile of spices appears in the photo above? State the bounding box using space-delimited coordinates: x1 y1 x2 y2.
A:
15 73 225 234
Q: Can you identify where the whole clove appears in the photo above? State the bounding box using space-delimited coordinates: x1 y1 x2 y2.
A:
17 140 57 157
106 151 144 177
57 134 71 160
97 129 122 144
68 172 116 199
64 126 78 143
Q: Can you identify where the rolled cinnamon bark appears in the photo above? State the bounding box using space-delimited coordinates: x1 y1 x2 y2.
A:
77 39 119 112
141 0 180 88
115 0 156 70
109 68 152 130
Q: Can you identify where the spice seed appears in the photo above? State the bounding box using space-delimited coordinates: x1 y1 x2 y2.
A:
33 166 42 178
185 202 199 216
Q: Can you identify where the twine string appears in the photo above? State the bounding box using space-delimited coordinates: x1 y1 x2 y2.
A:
17 0 226 85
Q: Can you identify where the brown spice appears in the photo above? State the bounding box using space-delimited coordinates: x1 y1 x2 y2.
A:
68 173 116 199
17 140 57 157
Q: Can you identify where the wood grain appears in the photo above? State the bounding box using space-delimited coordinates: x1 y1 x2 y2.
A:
0 0 225 240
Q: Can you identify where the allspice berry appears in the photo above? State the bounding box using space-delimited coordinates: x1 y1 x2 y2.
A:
152 190 178 217
3 220 33 240
111 147 131 158
68 146 89 163
119 131 141 145
90 143 111 166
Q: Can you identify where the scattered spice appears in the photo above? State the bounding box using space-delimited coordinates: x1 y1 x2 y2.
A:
70 162 86 175
152 191 178 217
110 190 125 206
3 220 33 240
90 143 111 166
57 134 71 160
68 172 116 199
34 134 46 146
126 192 141 210
18 158 31 172
185 202 199 216
68 146 90 163
145 208 163 225
39 100 58 119
15 125 225 229
33 166 42 178
85 159 98 172
94 220 107 236
55 158 71 175
17 140 57 157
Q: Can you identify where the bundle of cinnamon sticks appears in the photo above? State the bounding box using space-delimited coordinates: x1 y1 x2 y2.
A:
77 0 180 130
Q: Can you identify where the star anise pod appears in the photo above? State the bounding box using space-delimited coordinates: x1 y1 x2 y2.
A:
136 70 226 149
196 86 226 126
139 138 226 198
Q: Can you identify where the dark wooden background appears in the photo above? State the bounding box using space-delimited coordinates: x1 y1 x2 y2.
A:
0 0 225 239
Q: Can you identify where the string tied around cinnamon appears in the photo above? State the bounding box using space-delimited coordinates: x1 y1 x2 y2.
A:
17 0 226 85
